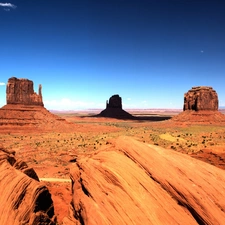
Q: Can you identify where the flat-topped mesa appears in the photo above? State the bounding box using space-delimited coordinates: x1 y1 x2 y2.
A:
6 77 44 106
183 86 218 111
106 94 122 109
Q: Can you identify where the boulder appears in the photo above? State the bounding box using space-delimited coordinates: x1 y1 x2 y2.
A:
183 86 218 111
6 77 44 106
63 136 225 225
0 146 56 225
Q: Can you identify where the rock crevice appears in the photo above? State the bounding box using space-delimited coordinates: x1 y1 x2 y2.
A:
0 146 56 225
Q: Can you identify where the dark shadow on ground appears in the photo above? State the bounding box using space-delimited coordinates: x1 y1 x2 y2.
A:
81 114 172 122
80 108 172 122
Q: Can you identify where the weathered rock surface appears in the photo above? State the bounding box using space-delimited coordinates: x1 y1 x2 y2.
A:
97 95 134 119
183 86 218 111
0 104 74 132
0 77 76 132
0 146 56 225
7 77 44 106
63 136 225 225
172 110 225 123
171 86 225 123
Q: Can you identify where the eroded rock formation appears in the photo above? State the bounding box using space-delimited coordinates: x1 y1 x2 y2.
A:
183 86 218 111
106 94 122 109
0 77 75 132
7 77 44 106
63 136 225 225
0 146 56 225
97 94 134 119
172 86 225 123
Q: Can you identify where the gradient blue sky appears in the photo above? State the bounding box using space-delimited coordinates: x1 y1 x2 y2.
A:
0 0 225 110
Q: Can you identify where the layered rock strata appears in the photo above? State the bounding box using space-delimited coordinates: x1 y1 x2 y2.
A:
172 86 225 123
63 136 225 225
0 147 56 225
0 77 75 132
7 77 43 106
183 86 218 111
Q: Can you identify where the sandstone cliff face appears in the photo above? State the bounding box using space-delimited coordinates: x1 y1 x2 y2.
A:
0 147 56 225
0 77 75 131
183 86 218 111
63 136 225 225
6 77 44 106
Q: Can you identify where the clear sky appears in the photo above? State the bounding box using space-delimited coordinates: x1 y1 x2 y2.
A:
0 0 225 110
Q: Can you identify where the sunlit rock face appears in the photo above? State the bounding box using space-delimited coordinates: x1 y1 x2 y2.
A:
183 86 218 111
0 76 74 131
0 147 56 225
63 136 225 225
6 77 44 106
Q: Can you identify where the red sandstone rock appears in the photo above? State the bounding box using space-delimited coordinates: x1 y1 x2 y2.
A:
63 136 225 225
0 77 76 132
0 104 76 132
183 86 218 111
172 110 225 123
0 146 56 224
7 77 43 106
172 86 224 123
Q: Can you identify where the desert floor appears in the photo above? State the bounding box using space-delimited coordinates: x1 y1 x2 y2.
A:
1 110 225 224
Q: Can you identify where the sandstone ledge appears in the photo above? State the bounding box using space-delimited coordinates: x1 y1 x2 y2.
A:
63 136 225 224
0 147 56 225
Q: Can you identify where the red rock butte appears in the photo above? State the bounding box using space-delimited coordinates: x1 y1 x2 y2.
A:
0 77 75 132
183 86 218 111
97 94 134 119
172 86 225 123
7 77 44 106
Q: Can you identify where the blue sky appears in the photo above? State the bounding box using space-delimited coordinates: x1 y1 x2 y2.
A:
0 0 225 110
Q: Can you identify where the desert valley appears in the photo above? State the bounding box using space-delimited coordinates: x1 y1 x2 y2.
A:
1 77 225 224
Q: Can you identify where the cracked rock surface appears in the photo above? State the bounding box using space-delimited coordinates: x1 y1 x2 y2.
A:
63 136 225 225
0 147 56 225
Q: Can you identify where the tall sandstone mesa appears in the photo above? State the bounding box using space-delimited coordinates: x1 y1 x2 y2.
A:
6 77 44 106
183 86 218 111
